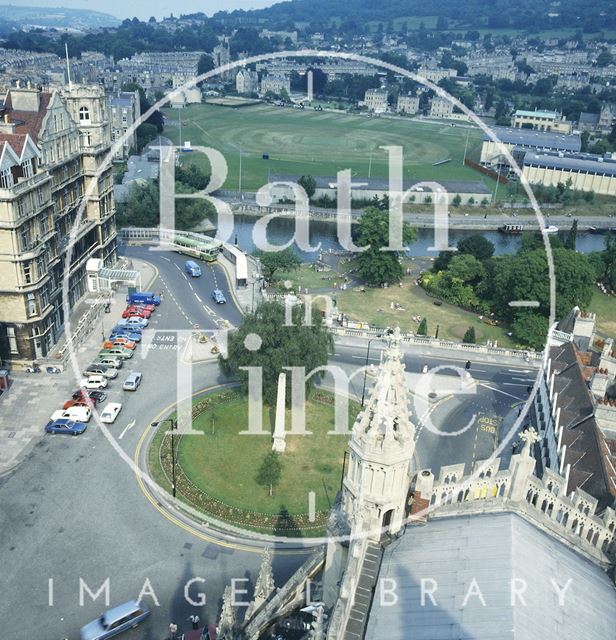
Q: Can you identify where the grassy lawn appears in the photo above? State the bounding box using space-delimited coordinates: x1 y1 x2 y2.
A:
335 281 516 347
164 103 485 191
273 263 344 292
589 290 616 337
149 389 358 535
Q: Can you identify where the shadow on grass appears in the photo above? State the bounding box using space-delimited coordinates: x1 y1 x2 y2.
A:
273 505 302 537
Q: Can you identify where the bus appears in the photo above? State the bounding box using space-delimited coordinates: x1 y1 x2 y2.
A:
171 234 222 262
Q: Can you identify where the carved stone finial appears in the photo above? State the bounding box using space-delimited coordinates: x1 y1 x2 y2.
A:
519 427 540 456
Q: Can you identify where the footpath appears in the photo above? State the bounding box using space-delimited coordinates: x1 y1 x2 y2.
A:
0 259 157 477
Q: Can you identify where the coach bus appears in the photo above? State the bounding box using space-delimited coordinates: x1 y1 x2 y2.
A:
172 234 222 262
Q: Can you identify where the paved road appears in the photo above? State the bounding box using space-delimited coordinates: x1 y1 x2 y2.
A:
0 251 538 639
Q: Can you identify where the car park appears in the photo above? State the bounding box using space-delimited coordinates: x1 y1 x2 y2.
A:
84 364 118 379
51 406 92 423
98 347 133 360
122 372 142 391
80 599 150 640
45 418 87 436
212 289 226 304
80 375 108 390
103 338 136 350
100 402 122 424
126 291 160 306
93 357 123 370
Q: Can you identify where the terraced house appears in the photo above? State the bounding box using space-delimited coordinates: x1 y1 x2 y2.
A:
0 82 117 365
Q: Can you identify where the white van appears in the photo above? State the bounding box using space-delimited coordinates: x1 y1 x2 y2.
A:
51 407 92 423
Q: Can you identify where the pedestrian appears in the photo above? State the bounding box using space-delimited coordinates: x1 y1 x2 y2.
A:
169 622 178 639
189 614 200 629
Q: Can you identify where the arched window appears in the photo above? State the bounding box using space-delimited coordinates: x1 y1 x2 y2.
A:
79 106 90 122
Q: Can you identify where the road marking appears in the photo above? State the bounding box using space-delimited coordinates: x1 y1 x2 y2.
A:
479 383 523 400
119 419 136 440
195 294 202 303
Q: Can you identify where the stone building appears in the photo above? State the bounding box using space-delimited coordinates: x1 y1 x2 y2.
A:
396 94 419 115
0 83 116 364
260 73 290 97
109 90 140 161
511 108 573 134
235 69 259 95
429 95 454 119
363 88 388 113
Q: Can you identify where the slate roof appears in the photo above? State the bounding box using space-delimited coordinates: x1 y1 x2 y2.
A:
579 111 600 125
483 126 581 152
524 151 616 177
366 513 616 640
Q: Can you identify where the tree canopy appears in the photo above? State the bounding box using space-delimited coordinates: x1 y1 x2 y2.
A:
256 248 301 281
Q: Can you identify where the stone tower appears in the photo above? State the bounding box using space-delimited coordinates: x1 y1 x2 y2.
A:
323 327 416 605
342 327 416 536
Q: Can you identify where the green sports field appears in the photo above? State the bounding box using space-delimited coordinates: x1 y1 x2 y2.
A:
165 103 488 192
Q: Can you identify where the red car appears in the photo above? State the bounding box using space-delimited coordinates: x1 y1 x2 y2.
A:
130 302 155 313
103 338 137 350
63 397 97 410
122 307 151 319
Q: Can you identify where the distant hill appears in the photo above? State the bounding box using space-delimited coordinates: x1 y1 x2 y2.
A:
0 4 119 30
218 0 616 32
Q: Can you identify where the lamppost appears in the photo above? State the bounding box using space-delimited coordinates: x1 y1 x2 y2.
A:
361 329 393 407
151 418 177 497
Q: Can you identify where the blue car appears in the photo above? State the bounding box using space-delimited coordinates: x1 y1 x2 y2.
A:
45 418 87 436
110 330 141 343
212 289 226 304
111 324 143 335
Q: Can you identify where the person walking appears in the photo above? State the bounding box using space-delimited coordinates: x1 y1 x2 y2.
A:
169 622 178 639
189 614 200 630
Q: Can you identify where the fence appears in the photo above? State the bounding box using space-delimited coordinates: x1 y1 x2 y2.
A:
464 157 509 184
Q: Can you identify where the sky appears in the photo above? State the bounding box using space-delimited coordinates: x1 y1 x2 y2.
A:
5 0 278 20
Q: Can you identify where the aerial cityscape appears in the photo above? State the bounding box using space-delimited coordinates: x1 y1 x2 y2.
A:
1 1 616 639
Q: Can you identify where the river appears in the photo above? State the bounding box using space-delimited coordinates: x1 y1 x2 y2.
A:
229 215 609 261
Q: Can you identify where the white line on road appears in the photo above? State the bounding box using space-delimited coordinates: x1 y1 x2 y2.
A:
479 383 523 400
119 419 136 440
195 294 202 303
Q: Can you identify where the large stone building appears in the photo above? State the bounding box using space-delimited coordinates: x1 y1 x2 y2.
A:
0 83 116 364
260 73 290 97
429 95 454 119
511 108 573 134
109 90 140 161
396 94 419 115
235 68 259 95
363 88 388 113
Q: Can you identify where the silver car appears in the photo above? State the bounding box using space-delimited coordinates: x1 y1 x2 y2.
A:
123 372 142 391
80 600 150 639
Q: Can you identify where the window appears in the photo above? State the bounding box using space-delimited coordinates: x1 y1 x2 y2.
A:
21 158 33 179
21 226 31 250
0 167 13 188
22 262 32 284
7 327 18 354
36 255 46 278
38 188 46 206
27 293 37 317
79 106 90 122
40 286 49 310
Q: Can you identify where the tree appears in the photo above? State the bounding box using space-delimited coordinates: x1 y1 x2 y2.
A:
256 451 283 497
219 302 333 406
596 48 614 67
120 181 159 227
457 234 495 261
355 207 417 285
197 54 214 86
298 175 317 199
452 194 462 207
256 248 301 281
135 123 158 152
462 326 476 344
447 254 485 285
512 312 549 349
417 317 428 335
564 219 578 250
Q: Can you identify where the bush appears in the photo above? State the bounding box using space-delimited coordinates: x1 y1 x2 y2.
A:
462 326 476 344
417 317 428 335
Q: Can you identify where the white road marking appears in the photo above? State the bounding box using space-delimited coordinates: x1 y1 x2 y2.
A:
479 383 522 400
195 294 202 303
119 419 136 440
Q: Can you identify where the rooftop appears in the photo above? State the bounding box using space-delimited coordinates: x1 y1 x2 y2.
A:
515 109 560 119
367 513 616 640
524 151 616 177
484 126 581 152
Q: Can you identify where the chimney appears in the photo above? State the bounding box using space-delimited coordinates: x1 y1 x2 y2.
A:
0 113 16 134
9 84 41 112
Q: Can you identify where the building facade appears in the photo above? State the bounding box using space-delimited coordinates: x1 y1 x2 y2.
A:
0 83 117 364
235 69 259 95
430 95 454 119
512 109 573 134
396 94 419 115
260 73 290 96
109 90 140 162
364 88 388 113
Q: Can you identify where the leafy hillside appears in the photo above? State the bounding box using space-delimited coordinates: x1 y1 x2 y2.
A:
0 5 119 30
219 0 616 32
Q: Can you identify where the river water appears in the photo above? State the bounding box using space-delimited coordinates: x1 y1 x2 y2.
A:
229 215 609 261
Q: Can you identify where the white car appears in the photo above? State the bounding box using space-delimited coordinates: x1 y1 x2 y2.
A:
51 407 92 423
80 375 108 390
100 402 122 424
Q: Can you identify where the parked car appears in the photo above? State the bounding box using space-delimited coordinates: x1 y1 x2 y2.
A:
112 324 143 335
93 357 123 370
110 329 141 342
123 372 142 391
45 418 87 436
98 347 133 360
128 302 155 313
212 289 226 304
116 317 148 328
100 402 122 424
72 389 107 403
103 338 136 350
126 291 160 306
80 600 150 640
51 406 92 423
122 307 151 319
63 398 96 410
80 375 108 390
84 363 118 379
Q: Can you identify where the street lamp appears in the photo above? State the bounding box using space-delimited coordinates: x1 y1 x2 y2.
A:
361 329 393 407
151 418 177 497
